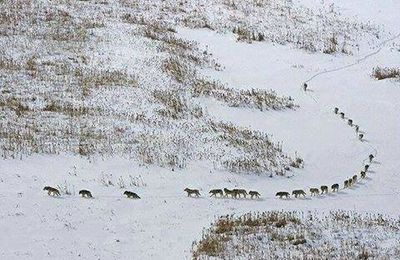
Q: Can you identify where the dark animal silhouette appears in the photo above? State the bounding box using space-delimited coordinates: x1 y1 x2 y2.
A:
331 184 339 192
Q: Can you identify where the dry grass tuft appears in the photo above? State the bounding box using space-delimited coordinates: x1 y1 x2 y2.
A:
372 67 400 80
192 211 400 259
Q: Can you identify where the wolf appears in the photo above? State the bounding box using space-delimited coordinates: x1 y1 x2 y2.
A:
348 119 353 126
224 188 234 198
79 190 92 198
209 189 224 197
309 188 319 196
124 191 140 199
249 191 261 199
331 184 339 192
369 154 374 163
320 185 328 194
275 191 290 199
184 188 200 197
232 189 247 198
292 190 306 198
334 107 339 114
43 186 60 196
348 178 353 186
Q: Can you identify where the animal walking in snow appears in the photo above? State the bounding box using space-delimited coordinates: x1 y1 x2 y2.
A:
355 125 359 133
364 164 370 172
209 189 224 197
249 191 261 199
124 191 140 199
348 119 353 126
302 83 308 91
359 134 364 141
360 171 366 178
320 185 328 194
310 188 319 196
340 112 345 119
79 190 93 198
344 180 349 188
331 183 339 192
348 178 353 187
276 191 290 199
43 186 60 196
352 175 357 183
232 189 247 198
184 188 200 197
224 188 234 198
369 154 374 162
334 107 339 114
292 189 306 198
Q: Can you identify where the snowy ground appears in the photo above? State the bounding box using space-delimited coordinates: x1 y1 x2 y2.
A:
1 0 400 259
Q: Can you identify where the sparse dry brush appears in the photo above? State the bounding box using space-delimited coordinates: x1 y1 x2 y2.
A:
372 66 400 80
117 0 381 54
0 0 300 176
162 57 194 83
192 211 400 259
192 79 297 110
207 121 298 175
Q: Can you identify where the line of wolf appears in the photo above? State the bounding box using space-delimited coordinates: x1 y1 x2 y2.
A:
276 106 375 199
184 188 261 199
334 107 365 141
43 187 140 199
276 158 372 199
45 107 373 201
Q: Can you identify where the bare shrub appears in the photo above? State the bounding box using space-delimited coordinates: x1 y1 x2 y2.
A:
56 180 73 195
153 89 188 119
162 57 194 83
0 0 299 177
192 211 400 259
372 67 400 80
129 175 146 187
192 79 297 111
117 176 126 189
76 68 138 89
323 35 338 54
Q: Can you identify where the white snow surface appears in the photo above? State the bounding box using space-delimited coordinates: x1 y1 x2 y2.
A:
1 0 400 259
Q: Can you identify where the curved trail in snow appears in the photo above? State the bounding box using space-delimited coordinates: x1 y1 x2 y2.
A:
302 32 400 104
304 32 400 84
300 33 400 194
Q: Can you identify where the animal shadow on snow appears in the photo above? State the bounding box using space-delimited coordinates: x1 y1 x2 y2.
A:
325 192 339 197
186 196 204 200
45 196 65 200
314 195 330 200
297 197 311 201
245 198 265 202
348 185 360 190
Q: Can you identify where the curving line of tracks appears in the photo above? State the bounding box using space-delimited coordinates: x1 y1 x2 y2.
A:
295 32 400 197
304 33 400 84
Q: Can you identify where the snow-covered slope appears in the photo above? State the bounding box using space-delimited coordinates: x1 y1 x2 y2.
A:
1 0 399 259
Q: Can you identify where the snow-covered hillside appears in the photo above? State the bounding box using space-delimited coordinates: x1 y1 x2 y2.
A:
1 0 399 259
